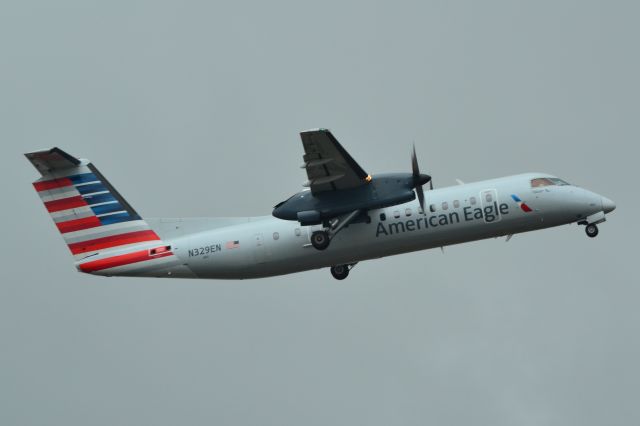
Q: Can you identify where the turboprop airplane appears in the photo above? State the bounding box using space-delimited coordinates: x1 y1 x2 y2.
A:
26 128 616 280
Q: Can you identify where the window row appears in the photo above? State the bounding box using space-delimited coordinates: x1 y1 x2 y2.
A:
271 228 302 241
379 196 483 221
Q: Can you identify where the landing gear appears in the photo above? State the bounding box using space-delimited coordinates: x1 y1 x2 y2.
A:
310 209 363 251
311 231 331 250
585 224 599 238
330 264 349 280
330 263 357 280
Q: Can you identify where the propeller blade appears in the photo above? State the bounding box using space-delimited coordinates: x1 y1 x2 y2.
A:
411 144 431 214
411 144 420 177
416 184 426 213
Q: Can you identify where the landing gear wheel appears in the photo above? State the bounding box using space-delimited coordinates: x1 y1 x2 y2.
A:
330 265 349 280
311 231 331 250
585 224 599 238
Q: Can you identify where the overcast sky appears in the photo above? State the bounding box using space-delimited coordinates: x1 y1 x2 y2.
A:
1 1 638 425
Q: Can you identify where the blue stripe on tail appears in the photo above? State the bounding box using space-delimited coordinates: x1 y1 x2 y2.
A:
83 193 117 205
76 182 107 195
99 212 132 225
91 202 123 215
68 173 99 185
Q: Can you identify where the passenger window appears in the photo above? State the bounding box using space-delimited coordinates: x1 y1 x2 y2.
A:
470 197 476 205
394 210 400 219
429 204 436 213
405 208 412 217
485 193 493 202
442 202 448 210
273 232 279 240
294 228 301 237
380 213 386 221
453 200 460 208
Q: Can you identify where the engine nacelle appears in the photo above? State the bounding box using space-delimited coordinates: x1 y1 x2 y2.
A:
272 173 417 225
296 210 322 225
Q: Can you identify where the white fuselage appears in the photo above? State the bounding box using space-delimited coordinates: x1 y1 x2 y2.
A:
131 173 608 280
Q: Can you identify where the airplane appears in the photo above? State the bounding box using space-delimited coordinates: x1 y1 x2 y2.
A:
25 128 616 281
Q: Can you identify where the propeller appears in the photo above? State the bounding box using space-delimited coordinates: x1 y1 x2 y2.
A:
411 144 432 213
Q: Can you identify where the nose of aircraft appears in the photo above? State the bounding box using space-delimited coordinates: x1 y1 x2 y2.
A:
602 196 616 213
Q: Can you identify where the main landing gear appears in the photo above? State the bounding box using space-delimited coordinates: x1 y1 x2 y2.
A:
585 223 599 238
310 209 362 251
311 230 331 250
330 263 357 280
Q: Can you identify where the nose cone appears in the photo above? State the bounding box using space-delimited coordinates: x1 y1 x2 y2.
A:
602 196 616 214
414 173 431 187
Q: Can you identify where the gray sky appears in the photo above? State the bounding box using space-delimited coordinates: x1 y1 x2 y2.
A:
1 1 638 425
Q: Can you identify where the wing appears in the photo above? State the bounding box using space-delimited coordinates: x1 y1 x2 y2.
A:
300 129 369 194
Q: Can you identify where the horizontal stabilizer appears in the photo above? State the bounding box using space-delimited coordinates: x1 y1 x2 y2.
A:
25 147 81 175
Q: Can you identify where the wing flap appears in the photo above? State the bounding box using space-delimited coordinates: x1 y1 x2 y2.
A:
302 173 346 187
301 158 334 168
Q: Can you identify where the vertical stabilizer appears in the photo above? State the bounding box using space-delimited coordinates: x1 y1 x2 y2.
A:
25 148 180 276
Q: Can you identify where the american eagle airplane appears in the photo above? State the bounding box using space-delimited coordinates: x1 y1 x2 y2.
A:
26 129 616 280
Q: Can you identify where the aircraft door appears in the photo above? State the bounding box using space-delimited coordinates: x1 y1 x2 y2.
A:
480 189 502 223
254 233 268 263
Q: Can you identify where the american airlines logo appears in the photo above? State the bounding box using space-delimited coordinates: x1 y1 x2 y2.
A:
511 194 533 212
376 201 512 237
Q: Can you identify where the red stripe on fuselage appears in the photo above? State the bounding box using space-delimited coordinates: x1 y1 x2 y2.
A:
68 229 160 255
33 178 74 192
56 216 102 233
44 195 87 213
521 203 532 212
79 249 173 273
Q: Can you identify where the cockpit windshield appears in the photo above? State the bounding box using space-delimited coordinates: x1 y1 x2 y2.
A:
530 177 571 188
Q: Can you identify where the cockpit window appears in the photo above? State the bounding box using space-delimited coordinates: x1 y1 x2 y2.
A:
531 178 555 187
549 178 570 186
531 177 571 188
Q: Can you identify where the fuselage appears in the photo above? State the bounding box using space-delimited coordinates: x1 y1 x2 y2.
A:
130 172 612 279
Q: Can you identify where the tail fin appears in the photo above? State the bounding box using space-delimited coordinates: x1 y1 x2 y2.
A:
25 148 177 276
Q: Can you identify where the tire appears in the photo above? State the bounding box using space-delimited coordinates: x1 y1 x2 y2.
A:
330 265 349 280
585 224 599 238
311 231 331 250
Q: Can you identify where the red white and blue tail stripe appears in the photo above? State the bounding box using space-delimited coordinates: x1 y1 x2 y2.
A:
26 148 179 276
